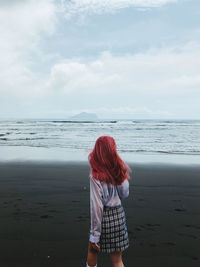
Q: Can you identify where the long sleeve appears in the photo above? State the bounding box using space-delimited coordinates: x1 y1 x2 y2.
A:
89 175 104 243
116 179 129 199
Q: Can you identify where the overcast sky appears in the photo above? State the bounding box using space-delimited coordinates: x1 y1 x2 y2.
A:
0 0 200 119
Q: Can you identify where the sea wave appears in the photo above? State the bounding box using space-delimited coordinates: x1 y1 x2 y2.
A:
0 119 200 157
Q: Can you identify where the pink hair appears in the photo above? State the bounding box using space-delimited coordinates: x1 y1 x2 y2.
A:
88 136 131 185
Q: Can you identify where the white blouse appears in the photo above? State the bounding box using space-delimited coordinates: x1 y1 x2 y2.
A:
89 172 129 243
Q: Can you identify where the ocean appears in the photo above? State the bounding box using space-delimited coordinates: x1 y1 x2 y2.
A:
0 119 200 164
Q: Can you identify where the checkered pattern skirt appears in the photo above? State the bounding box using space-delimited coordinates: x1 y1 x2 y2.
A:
99 204 129 253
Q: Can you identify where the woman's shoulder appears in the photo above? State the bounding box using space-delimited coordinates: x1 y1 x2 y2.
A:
90 174 117 186
89 173 102 186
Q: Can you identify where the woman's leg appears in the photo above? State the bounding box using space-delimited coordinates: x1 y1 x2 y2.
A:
110 251 124 267
86 242 98 267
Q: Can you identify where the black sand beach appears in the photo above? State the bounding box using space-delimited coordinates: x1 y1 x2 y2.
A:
0 161 200 267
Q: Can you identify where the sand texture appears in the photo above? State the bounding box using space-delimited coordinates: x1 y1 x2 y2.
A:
0 161 200 267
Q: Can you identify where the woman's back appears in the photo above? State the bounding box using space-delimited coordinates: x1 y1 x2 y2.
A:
90 173 129 207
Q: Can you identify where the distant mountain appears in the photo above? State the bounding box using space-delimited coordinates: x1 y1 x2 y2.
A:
69 112 99 121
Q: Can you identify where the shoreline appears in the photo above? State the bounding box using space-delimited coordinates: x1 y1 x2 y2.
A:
0 158 200 169
1 145 200 166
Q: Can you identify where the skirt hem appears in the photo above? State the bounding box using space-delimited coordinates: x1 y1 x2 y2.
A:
100 244 129 253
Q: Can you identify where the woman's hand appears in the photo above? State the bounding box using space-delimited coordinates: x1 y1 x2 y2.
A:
89 241 100 252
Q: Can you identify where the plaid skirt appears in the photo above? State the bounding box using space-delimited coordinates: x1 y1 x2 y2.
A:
99 204 129 253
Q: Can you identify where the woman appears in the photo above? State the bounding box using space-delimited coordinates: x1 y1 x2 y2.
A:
86 136 131 267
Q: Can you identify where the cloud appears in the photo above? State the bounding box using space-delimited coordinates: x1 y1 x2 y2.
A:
60 0 177 18
0 0 194 102
43 56 121 95
0 0 199 119
43 42 200 98
0 0 57 98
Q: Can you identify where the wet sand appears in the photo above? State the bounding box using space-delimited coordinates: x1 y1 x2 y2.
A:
0 161 200 267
